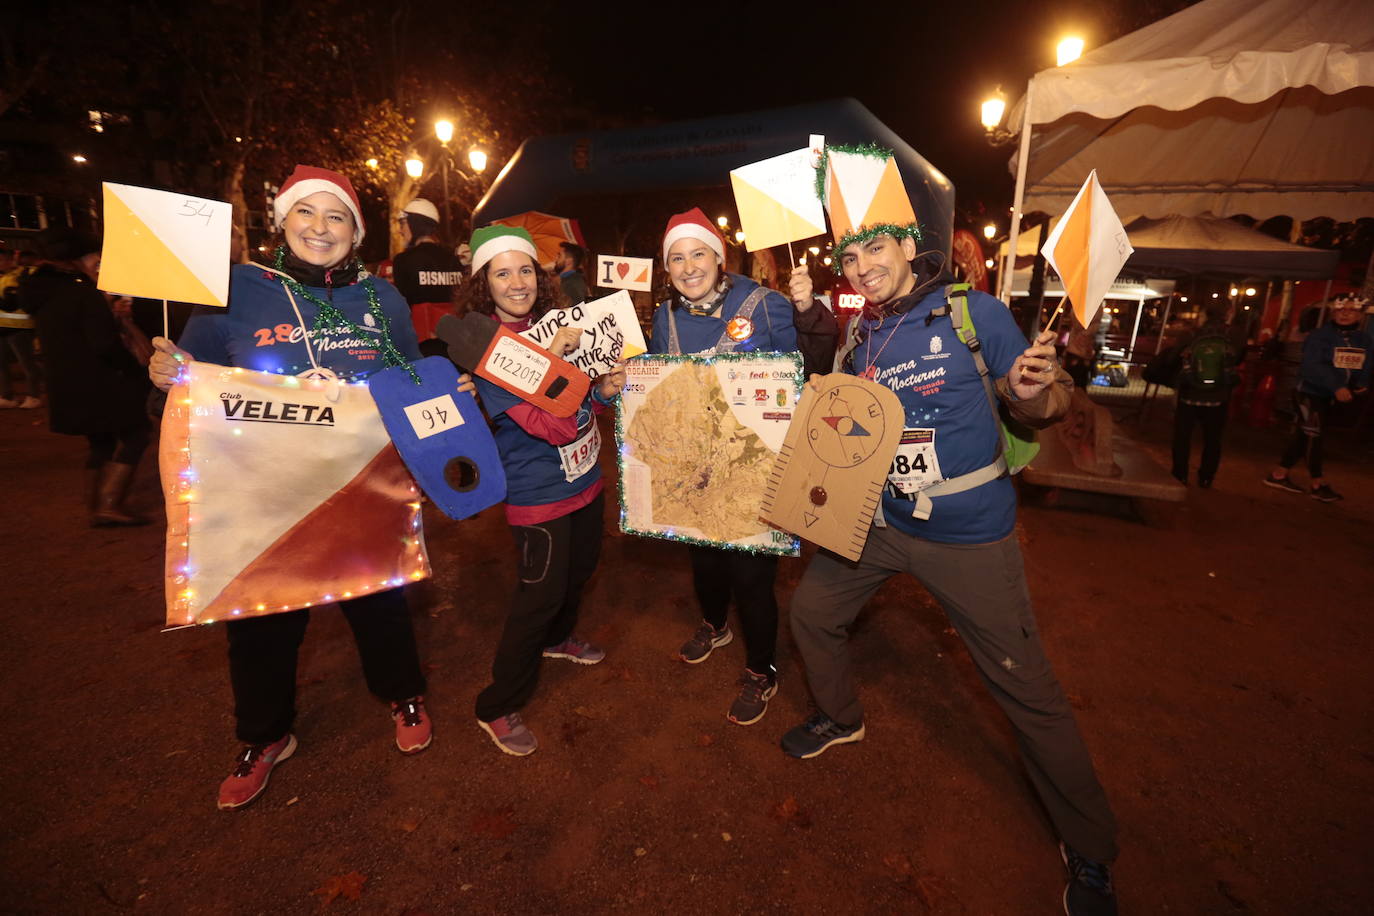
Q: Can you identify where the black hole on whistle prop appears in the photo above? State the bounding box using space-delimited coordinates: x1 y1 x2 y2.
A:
444 456 480 492
544 376 568 398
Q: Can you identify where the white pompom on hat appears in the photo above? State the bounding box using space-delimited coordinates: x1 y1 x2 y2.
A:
273 165 365 245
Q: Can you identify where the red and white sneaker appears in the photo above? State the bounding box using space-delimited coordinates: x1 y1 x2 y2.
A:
216 733 297 810
391 696 433 754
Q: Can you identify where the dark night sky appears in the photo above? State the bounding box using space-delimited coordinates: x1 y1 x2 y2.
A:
485 0 1195 220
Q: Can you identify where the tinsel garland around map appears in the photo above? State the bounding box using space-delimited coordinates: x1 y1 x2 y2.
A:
616 352 802 557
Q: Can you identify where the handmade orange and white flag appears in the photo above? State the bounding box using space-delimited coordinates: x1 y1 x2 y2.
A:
98 183 231 307
1040 171 1134 328
160 362 429 626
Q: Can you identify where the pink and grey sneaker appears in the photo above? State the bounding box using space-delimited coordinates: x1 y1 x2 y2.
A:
216 733 297 810
478 712 538 756
391 696 432 754
541 635 605 665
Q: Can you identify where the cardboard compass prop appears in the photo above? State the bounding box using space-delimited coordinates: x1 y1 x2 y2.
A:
367 356 506 520
761 374 903 561
435 312 590 418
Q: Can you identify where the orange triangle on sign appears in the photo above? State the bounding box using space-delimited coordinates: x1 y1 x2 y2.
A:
827 171 854 244
196 445 427 622
1052 200 1093 319
100 193 223 306
868 160 916 229
633 266 648 283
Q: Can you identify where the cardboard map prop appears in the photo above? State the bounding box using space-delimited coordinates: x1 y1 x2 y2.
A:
761 374 903 562
519 290 647 380
617 353 801 556
161 361 429 626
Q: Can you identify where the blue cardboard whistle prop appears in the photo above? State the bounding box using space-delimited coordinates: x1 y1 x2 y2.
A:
367 356 506 520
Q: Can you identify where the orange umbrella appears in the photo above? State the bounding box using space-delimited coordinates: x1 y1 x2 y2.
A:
488 211 588 270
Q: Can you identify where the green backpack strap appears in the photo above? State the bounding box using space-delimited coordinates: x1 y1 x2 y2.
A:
945 284 1040 475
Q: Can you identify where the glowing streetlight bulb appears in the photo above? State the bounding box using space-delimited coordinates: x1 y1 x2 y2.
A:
1229 287 1239 297
734 230 746 243
434 119 454 144
985 258 995 269
808 246 820 255
983 223 997 240
1180 296 1188 302
980 96 1006 131
405 158 424 179
72 154 87 164
717 216 729 228
1245 287 1257 297
468 148 487 172
1057 36 1085 66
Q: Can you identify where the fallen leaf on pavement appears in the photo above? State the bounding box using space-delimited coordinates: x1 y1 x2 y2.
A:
696 734 714 747
770 796 812 828
311 871 366 907
469 807 517 839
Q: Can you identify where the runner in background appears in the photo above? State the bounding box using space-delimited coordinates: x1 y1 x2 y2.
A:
391 199 464 345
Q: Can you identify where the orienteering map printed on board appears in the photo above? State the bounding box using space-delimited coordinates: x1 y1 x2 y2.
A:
616 353 801 556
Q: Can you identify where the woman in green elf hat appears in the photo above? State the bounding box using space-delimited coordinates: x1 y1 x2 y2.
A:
457 225 626 756
147 166 436 810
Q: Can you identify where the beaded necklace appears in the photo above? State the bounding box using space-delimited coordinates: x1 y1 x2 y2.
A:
271 246 420 383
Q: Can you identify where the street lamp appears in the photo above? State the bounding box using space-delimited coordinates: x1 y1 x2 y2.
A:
405 158 424 179
469 148 487 173
434 120 455 237
980 96 1006 132
735 231 746 244
1057 36 1085 66
982 223 997 240
72 154 87 164
716 216 729 228
1245 286 1257 297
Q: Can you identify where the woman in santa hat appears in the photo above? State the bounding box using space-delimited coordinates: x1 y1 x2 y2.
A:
148 165 435 810
649 207 835 727
457 225 625 757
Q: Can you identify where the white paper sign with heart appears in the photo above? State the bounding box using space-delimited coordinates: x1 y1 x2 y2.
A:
595 254 654 292
519 289 647 379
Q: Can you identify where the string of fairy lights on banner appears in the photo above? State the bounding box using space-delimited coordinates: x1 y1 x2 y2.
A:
164 363 429 627
812 142 923 274
615 351 803 558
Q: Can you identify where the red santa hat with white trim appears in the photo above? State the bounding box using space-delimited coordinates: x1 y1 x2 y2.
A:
273 165 366 245
661 207 725 264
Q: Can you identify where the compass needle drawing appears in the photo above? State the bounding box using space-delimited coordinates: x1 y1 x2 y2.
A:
761 375 903 561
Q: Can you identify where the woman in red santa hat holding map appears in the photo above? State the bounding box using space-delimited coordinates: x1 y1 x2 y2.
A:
148 165 433 810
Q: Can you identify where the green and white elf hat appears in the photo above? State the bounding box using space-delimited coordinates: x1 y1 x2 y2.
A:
469 226 538 276
814 142 922 272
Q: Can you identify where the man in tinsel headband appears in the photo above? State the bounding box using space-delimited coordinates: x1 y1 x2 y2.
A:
783 144 1119 916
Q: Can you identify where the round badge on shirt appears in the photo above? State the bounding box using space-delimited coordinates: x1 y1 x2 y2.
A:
725 316 754 342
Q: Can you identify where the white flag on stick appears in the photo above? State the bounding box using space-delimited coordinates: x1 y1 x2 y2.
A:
1040 171 1133 329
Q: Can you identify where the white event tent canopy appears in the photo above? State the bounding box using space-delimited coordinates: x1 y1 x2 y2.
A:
997 0 1374 300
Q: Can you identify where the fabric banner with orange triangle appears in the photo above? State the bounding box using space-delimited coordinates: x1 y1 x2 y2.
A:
160 362 430 626
1040 170 1134 329
98 182 231 307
